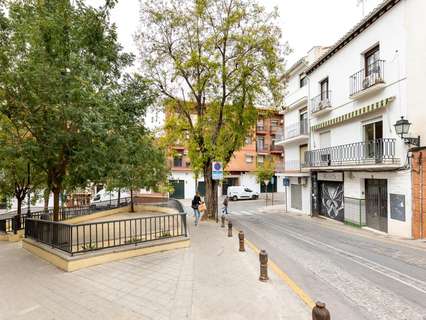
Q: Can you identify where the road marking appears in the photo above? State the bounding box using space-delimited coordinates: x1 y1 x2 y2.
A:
259 220 426 295
243 235 316 309
231 210 256 216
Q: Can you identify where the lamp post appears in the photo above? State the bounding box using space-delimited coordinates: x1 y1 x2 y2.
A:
393 116 420 147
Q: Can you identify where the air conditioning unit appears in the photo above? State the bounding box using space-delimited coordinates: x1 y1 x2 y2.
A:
320 154 331 166
363 72 382 89
318 98 331 109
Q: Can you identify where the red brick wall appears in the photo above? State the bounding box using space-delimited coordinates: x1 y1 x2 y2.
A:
412 150 426 239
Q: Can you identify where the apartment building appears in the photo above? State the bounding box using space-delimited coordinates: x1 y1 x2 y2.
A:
298 0 425 238
276 47 329 214
168 111 284 199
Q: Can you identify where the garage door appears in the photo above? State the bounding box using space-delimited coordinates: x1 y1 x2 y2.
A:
169 180 185 199
291 184 302 210
197 181 206 197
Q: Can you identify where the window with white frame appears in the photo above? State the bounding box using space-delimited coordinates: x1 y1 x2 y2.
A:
245 155 254 163
257 155 265 163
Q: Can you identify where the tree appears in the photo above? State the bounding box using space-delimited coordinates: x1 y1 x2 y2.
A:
0 115 44 227
256 156 275 187
105 74 168 212
0 0 131 220
107 132 169 212
138 0 287 219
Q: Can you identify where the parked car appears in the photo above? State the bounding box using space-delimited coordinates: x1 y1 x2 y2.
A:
227 186 259 201
90 189 130 208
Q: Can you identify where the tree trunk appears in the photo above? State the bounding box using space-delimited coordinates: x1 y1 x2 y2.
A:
203 162 218 221
117 188 121 207
52 186 61 221
16 197 23 230
130 188 134 213
43 188 50 212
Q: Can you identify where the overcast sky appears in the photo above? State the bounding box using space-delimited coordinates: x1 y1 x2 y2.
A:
87 0 383 66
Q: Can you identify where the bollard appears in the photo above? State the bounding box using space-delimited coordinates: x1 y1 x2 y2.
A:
227 221 233 237
238 231 245 252
221 215 225 228
312 301 330 320
259 249 269 282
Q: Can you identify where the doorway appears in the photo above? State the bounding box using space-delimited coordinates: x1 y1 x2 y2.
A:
169 180 185 199
365 179 388 232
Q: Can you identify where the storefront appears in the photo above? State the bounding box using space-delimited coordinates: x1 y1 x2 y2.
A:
312 172 344 221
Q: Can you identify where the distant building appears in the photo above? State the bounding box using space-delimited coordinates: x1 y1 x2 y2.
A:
167 110 284 200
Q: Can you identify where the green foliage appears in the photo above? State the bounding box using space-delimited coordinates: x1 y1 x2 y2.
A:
256 156 275 184
138 0 288 215
0 0 133 216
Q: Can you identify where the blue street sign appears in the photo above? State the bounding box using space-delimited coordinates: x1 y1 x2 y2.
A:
212 161 223 180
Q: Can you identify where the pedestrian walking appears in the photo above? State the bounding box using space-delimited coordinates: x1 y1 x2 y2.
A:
222 195 229 215
191 192 202 226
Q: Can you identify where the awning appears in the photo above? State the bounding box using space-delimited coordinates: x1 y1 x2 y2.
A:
311 97 395 131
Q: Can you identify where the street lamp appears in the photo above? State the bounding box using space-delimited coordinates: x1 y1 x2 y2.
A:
393 116 420 147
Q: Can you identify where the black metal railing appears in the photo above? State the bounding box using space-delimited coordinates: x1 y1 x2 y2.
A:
284 119 309 140
303 138 398 168
25 213 188 255
0 197 133 234
270 144 283 153
350 60 385 96
311 91 332 114
256 144 269 153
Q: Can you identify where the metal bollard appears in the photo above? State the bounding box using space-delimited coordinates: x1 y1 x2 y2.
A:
221 214 225 228
259 249 269 282
227 221 232 237
312 301 330 320
238 231 245 252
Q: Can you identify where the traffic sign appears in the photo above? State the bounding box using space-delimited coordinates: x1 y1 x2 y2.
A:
283 177 290 187
212 161 223 180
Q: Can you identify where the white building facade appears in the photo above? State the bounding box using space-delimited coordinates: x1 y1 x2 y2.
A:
302 0 425 238
276 47 328 214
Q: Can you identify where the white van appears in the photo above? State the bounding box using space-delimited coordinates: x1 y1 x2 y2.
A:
227 186 259 201
90 189 130 207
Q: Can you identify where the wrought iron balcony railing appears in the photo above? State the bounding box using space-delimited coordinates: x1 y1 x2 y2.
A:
256 125 266 132
256 144 269 153
284 119 309 140
303 138 398 168
350 60 385 96
311 91 332 114
270 144 283 153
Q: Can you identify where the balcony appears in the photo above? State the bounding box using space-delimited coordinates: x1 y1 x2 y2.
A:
311 91 332 116
170 158 191 170
350 60 385 99
270 144 283 154
303 138 400 170
270 125 282 134
256 143 269 154
283 160 310 175
278 119 309 145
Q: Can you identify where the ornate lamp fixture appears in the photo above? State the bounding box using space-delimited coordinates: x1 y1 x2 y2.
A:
393 116 420 147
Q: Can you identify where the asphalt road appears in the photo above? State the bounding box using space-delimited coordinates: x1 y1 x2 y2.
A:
227 199 426 320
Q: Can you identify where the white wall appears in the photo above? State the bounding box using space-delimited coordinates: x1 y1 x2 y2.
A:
240 173 260 193
170 171 202 199
308 0 409 162
344 170 412 238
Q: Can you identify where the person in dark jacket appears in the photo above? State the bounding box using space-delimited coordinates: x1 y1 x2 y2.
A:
191 192 202 226
222 196 229 215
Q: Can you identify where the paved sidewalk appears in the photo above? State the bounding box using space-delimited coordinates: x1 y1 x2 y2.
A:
0 214 309 320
